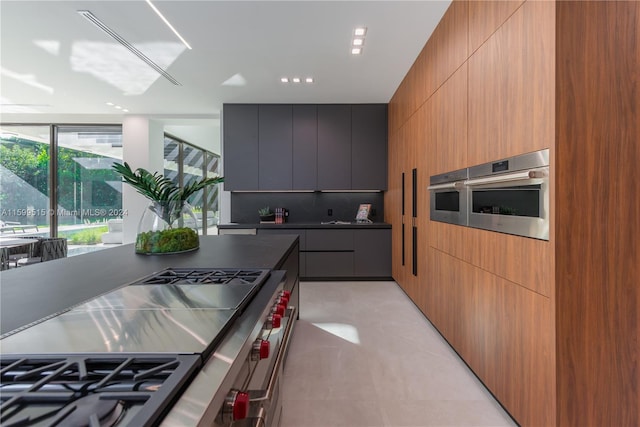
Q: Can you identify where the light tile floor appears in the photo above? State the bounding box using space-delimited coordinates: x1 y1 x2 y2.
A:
281 281 518 427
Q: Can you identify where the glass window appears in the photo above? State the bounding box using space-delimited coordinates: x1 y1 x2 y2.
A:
0 125 51 235
56 126 123 256
164 134 220 235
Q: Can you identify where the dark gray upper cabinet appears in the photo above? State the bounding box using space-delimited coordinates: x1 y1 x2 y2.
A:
223 104 259 191
292 105 318 190
352 104 388 190
317 105 352 190
259 105 293 190
224 103 387 191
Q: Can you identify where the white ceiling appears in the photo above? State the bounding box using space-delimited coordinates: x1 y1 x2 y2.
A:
0 0 450 125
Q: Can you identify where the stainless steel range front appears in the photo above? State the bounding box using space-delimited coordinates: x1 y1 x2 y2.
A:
0 267 296 427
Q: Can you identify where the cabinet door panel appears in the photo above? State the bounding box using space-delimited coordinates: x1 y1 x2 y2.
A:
258 229 306 251
317 105 351 190
468 1 554 165
306 252 354 277
354 229 391 277
306 229 353 251
223 104 259 190
293 105 318 190
259 105 293 190
351 104 388 190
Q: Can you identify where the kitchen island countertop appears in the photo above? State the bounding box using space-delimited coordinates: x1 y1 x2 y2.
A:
0 235 298 335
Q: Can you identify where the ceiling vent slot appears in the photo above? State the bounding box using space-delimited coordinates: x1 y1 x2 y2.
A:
78 10 182 86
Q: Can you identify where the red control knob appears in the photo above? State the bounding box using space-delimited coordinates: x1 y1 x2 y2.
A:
281 290 291 299
252 339 270 360
233 391 249 420
273 303 286 317
259 339 270 359
269 313 282 328
279 295 289 306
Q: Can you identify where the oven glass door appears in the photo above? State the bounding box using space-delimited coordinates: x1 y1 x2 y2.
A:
467 180 549 240
429 187 467 226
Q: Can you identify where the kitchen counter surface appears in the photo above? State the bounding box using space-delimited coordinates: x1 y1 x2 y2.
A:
219 222 391 229
0 235 298 335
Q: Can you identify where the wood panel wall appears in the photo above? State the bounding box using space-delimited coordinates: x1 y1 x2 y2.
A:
555 2 640 426
388 0 639 426
387 1 556 426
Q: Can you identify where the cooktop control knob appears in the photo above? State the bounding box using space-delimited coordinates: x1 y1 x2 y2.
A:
252 339 270 361
222 389 250 422
272 303 286 317
266 313 282 329
281 290 291 299
278 293 289 306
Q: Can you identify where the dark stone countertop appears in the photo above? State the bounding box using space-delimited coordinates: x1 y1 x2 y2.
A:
0 235 298 335
218 222 392 229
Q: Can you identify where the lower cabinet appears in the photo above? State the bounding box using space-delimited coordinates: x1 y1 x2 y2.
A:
305 252 355 277
257 228 391 279
354 229 392 277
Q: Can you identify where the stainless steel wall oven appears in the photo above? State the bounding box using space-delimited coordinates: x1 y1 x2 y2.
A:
465 149 549 240
428 168 468 226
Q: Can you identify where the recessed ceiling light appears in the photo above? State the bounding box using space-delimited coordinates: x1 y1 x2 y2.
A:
354 27 367 37
114 105 122 109
305 77 313 83
122 109 129 112
292 77 301 83
351 48 362 55
281 77 289 83
106 102 114 106
353 38 364 46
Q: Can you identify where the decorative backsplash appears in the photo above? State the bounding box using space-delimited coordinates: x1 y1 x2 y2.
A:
230 192 385 223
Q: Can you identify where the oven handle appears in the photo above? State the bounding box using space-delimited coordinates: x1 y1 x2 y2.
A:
427 181 464 191
464 167 548 187
250 306 296 403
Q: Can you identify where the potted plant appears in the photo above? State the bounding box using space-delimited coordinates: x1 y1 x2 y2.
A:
258 206 275 222
112 162 223 254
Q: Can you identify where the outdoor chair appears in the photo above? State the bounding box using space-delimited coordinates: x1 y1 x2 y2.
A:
18 238 68 266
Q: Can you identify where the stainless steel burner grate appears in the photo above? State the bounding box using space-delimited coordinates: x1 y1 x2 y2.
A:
135 268 270 285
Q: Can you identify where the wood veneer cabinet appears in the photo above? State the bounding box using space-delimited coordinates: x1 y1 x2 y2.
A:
386 1 638 426
555 2 640 426
467 0 524 54
467 0 554 166
433 63 468 175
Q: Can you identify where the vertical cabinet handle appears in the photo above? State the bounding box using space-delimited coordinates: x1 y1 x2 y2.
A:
412 168 417 277
401 172 405 266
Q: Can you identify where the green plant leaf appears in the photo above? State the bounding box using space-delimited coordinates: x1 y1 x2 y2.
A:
112 162 224 206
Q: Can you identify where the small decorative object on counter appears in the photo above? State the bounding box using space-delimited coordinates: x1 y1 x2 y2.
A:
113 162 223 254
355 203 373 223
274 207 288 224
258 206 276 223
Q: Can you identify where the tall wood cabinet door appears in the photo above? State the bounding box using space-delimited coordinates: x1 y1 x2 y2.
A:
259 104 293 190
317 105 351 190
223 104 259 191
292 105 318 190
467 0 554 165
351 104 388 190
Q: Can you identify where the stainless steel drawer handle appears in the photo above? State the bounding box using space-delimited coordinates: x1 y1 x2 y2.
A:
250 306 296 403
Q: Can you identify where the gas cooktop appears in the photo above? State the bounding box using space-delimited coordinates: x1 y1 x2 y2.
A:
134 268 270 285
0 354 201 427
0 267 278 426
